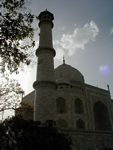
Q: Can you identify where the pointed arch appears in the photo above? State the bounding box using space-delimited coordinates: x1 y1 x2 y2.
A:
57 119 68 128
76 119 85 129
93 101 111 130
75 98 83 114
56 97 66 113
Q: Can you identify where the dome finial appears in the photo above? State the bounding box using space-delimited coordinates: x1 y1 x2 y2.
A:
63 56 65 64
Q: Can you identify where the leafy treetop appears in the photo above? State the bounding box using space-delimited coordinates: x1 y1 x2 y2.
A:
0 0 36 73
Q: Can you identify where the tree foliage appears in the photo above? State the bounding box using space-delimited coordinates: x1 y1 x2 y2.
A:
0 116 72 150
0 0 35 73
16 101 34 120
0 73 24 120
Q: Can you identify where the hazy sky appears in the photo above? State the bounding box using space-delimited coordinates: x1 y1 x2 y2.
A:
16 0 113 98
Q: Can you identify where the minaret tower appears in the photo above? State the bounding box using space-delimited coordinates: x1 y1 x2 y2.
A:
33 10 56 122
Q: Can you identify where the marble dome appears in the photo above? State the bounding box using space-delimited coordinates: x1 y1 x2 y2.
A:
55 63 84 84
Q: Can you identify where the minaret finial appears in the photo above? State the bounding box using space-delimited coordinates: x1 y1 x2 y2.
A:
107 84 111 98
63 56 65 64
107 84 110 92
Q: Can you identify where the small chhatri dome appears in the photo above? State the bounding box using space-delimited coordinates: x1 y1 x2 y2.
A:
55 64 84 84
38 9 54 21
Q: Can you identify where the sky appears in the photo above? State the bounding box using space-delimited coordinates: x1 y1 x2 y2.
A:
15 0 113 98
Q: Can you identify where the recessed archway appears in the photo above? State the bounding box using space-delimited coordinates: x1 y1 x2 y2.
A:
93 101 111 130
76 119 85 129
75 98 84 114
56 97 66 113
57 119 68 128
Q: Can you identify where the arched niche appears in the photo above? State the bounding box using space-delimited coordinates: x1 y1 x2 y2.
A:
57 119 68 128
56 97 66 113
75 98 84 114
93 101 112 130
76 119 85 129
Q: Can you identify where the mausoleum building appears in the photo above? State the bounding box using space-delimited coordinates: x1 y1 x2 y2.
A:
22 10 113 150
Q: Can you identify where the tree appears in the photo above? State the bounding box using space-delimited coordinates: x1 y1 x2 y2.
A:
16 101 34 120
0 116 72 150
0 0 36 73
0 73 24 120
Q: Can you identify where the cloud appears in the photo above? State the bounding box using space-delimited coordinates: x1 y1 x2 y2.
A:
58 26 66 31
54 21 99 59
111 28 113 34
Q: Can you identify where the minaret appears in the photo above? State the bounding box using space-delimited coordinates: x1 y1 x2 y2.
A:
33 10 56 122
